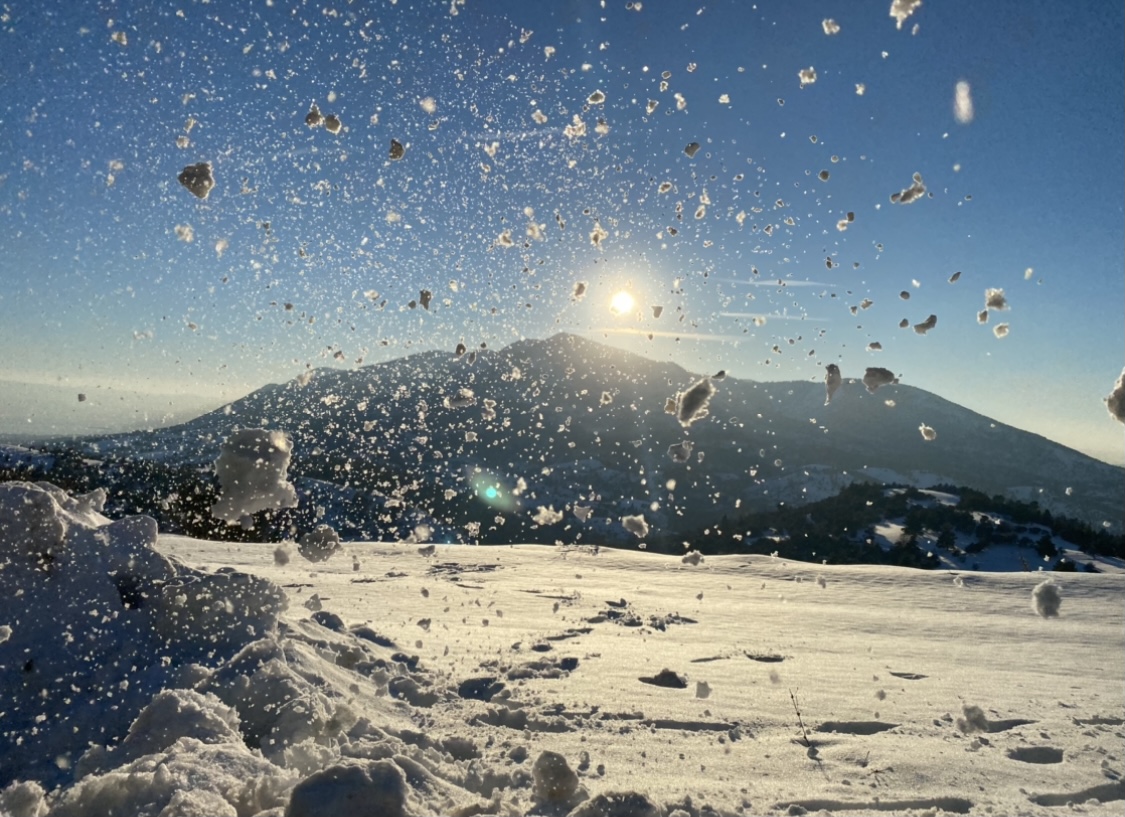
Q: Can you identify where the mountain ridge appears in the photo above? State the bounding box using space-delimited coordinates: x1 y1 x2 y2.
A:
57 332 1125 536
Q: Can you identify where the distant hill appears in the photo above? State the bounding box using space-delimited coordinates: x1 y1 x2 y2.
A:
21 332 1124 543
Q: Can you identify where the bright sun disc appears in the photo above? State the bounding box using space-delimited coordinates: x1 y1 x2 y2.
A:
609 290 635 315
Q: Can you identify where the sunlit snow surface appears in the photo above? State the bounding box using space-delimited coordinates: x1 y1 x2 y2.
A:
2 483 1123 816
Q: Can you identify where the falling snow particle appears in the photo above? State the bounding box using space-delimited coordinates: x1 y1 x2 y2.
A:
867 342 883 351
211 429 298 525
919 423 937 441
589 222 608 247
622 514 649 538
305 103 323 127
863 367 898 393
587 90 605 105
798 66 817 87
323 114 342 134
993 323 1010 338
913 314 938 334
667 440 694 463
890 0 923 30
891 172 925 204
443 388 476 408
977 310 989 324
824 364 842 405
818 170 830 182
532 506 564 526
684 142 701 158
954 81 974 124
1107 369 1125 423
572 281 588 300
389 139 406 160
822 19 840 35
949 271 962 283
675 377 716 427
985 288 1008 311
298 525 341 563
178 162 214 199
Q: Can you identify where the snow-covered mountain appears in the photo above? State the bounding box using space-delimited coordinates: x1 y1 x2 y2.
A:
36 333 1122 542
63 333 1120 540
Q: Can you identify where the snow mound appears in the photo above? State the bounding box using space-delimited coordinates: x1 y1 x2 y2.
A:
0 481 287 790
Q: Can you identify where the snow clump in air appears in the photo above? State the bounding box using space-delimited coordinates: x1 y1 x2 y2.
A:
667 440 694 463
798 66 817 87
824 363 842 404
862 367 898 393
993 323 1010 338
956 704 992 734
211 429 298 526
984 288 1009 311
622 514 650 538
297 525 342 563
891 172 926 204
1106 368 1125 423
919 423 937 441
532 506 564 526
913 314 938 334
1032 578 1062 618
674 377 716 427
890 0 923 30
822 19 840 35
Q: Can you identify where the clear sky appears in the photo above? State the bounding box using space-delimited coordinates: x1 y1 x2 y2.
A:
1 0 1122 464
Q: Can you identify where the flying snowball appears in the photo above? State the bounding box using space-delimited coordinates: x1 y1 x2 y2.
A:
1032 578 1061 618
211 429 298 525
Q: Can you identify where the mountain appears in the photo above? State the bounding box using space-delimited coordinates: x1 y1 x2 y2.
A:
51 333 1125 541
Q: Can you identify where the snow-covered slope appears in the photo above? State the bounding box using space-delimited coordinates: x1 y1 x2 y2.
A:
2 482 1122 816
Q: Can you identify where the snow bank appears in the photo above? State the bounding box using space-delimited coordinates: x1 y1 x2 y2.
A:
211 428 299 526
0 481 287 792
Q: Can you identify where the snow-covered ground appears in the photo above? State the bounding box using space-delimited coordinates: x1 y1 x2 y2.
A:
2 481 1123 816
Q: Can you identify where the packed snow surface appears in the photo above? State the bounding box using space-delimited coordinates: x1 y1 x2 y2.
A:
2 482 1123 816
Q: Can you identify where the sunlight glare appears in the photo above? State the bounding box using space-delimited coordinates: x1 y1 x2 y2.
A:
609 290 635 315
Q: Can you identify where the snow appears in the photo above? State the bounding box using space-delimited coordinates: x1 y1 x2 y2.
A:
211 429 298 526
673 377 716 427
2 482 1123 816
890 0 923 30
298 524 342 563
823 364 842 404
1032 578 1062 618
861 367 897 393
1107 368 1125 423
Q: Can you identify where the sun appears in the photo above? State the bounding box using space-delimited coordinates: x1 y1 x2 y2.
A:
609 289 635 316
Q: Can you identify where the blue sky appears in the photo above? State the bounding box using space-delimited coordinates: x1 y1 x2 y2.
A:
0 0 1122 463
